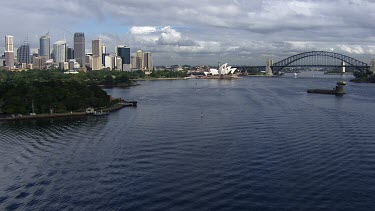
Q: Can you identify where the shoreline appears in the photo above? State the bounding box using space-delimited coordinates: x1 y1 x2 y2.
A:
132 77 187 81
0 103 126 122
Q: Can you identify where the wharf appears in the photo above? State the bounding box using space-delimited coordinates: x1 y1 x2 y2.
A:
0 102 135 122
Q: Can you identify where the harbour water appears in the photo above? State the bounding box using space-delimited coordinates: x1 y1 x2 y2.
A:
1 75 375 210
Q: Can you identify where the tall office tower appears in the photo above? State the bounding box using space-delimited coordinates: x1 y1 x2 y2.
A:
115 56 122 71
53 40 67 64
116 45 131 71
131 56 136 69
40 33 50 59
143 52 153 71
102 44 108 66
67 47 74 60
74 33 85 67
5 35 15 69
104 55 113 70
17 42 30 64
136 50 143 70
92 39 102 70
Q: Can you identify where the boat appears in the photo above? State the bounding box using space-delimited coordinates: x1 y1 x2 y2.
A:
93 110 109 116
86 107 95 114
119 101 138 107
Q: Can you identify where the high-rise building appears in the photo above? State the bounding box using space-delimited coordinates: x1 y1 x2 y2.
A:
102 44 108 66
5 35 14 52
115 57 122 71
67 47 74 60
136 50 143 70
92 39 102 70
32 56 47 70
40 33 50 59
104 55 113 70
116 46 131 66
131 56 136 69
74 33 85 67
53 40 67 64
5 35 15 69
17 45 30 65
143 52 153 71
17 42 30 64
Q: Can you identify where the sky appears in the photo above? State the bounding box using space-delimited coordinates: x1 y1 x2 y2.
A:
1 0 375 66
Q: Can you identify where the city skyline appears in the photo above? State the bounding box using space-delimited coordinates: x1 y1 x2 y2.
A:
1 0 375 65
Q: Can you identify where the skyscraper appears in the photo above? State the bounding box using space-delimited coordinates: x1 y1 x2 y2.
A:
136 50 143 70
17 42 30 64
74 33 85 67
67 47 74 60
92 39 102 70
116 46 131 71
102 44 108 66
53 40 67 64
5 35 15 69
40 33 50 59
143 52 153 71
131 56 136 69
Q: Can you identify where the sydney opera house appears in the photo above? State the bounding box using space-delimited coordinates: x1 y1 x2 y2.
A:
204 63 237 76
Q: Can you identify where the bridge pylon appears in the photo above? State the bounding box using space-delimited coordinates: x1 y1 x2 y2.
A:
342 61 346 74
266 59 273 76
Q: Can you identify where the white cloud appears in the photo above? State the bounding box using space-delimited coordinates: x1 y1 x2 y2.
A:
129 26 157 35
338 45 365 54
157 26 182 45
1 0 375 65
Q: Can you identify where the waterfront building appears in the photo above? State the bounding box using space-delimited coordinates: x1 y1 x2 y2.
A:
40 33 50 59
92 39 102 70
4 35 15 70
17 42 30 64
204 63 237 76
53 40 67 64
143 52 153 71
74 33 85 67
136 50 143 70
116 46 131 71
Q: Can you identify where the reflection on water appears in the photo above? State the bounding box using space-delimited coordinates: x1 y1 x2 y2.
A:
1 76 375 210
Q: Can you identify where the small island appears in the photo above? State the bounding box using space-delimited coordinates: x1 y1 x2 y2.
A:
0 69 141 120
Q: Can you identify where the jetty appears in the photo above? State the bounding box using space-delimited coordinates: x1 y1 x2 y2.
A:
307 81 346 95
0 100 137 121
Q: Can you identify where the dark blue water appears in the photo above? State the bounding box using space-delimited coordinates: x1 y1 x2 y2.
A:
1 76 375 210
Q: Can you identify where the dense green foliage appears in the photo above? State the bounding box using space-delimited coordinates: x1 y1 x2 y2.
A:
150 70 188 78
0 69 188 114
351 70 375 83
0 80 110 114
0 69 145 86
0 69 144 114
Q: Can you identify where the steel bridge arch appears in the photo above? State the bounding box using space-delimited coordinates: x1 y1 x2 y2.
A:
272 51 369 73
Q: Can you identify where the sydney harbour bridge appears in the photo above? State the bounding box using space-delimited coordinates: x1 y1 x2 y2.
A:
235 51 371 74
